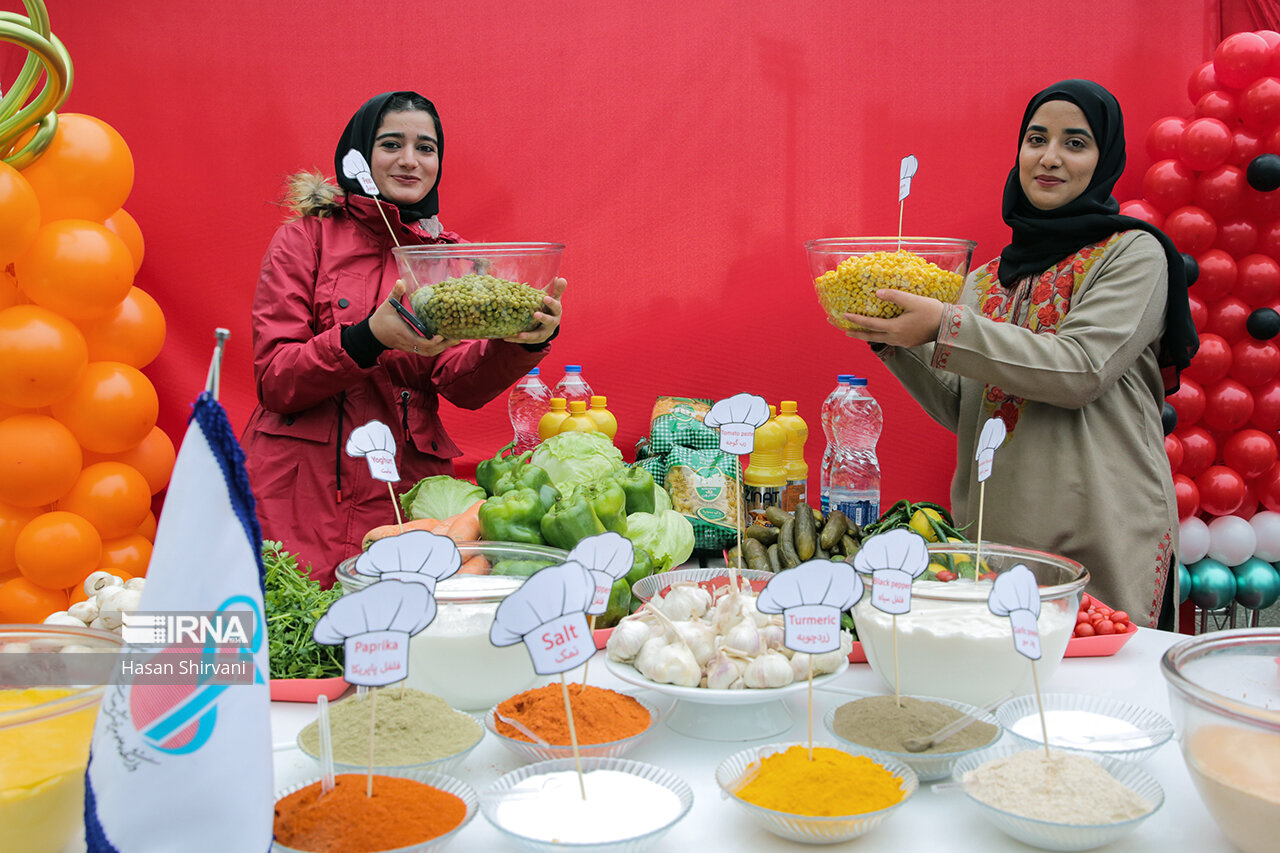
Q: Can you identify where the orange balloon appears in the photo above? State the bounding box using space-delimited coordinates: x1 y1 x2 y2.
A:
0 413 83 507
103 208 144 273
0 500 41 575
0 567 19 585
16 510 103 590
83 425 176 494
50 361 158 453
56 461 151 540
135 510 157 542
0 305 88 408
0 161 39 265
13 219 135 321
0 267 23 310
98 533 151 578
18 114 134 223
0 576 67 622
75 286 165 368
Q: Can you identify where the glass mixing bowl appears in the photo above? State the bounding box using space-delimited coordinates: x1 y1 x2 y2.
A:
0 624 123 853
336 541 568 711
804 237 976 332
1160 628 1280 853
392 242 563 340
852 542 1088 707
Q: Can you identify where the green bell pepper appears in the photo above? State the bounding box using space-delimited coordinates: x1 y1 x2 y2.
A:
478 487 546 545
624 544 655 588
540 493 607 550
611 465 657 515
494 463 560 515
491 558 554 577
476 441 531 497
574 478 628 534
597 577 632 629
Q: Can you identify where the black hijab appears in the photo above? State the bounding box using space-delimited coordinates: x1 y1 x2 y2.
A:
998 79 1197 389
333 91 443 220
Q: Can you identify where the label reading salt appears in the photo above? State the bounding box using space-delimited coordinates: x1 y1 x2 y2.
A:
489 561 597 676
344 629 409 686
531 612 595 673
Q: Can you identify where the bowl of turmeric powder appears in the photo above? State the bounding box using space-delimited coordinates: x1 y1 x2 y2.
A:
714 741 918 844
484 684 660 763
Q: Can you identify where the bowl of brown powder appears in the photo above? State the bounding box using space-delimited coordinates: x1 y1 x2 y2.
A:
823 693 1002 782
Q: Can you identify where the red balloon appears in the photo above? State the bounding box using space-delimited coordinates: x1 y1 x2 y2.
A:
1239 76 1280 131
1143 160 1197 212
1203 378 1256 431
1194 250 1238 302
1169 376 1207 426
1166 206 1219 255
1177 424 1218 477
1257 461 1280 511
1230 128 1265 166
1223 428 1279 478
1186 333 1233 385
1238 478 1261 520
1214 219 1260 258
1197 465 1248 516
1215 32 1272 88
1235 254 1280 306
1259 30 1280 51
1250 377 1280 429
1165 433 1185 476
1258 220 1280 258
1197 90 1240 124
1117 200 1163 228
1207 295 1253 342
1245 184 1280 222
1175 473 1202 520
1189 291 1209 331
1195 165 1247 219
1179 118 1234 171
1148 116 1189 161
1231 338 1280 385
1189 62 1224 102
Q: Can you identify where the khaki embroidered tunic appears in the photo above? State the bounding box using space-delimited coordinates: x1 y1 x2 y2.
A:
878 231 1175 626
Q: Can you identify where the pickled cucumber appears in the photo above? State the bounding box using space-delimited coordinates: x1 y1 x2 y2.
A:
408 273 545 339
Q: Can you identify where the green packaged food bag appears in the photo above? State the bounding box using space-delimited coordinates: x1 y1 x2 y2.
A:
664 446 742 550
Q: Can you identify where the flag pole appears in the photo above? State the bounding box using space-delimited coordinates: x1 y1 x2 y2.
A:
206 328 231 400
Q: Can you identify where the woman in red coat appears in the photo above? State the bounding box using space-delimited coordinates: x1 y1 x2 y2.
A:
242 91 565 584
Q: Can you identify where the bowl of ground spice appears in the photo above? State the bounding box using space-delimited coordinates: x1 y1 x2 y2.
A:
485 684 659 763
297 687 484 778
273 768 477 852
950 744 1164 851
823 693 1002 782
714 741 917 844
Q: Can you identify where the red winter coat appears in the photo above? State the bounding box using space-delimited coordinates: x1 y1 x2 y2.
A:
242 192 546 584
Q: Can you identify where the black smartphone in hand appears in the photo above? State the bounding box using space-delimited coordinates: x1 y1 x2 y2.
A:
389 296 429 337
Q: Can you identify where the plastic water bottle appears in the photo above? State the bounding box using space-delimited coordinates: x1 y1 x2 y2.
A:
828 377 882 528
819 375 854 514
508 368 551 453
553 365 594 405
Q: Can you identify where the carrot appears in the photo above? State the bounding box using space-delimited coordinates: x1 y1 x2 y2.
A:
361 518 440 550
459 554 491 574
443 500 484 544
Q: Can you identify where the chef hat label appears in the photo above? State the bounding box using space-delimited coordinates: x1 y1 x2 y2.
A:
343 629 410 686
869 569 915 615
346 420 401 483
1007 610 1042 660
899 154 919 202
975 416 1007 483
719 423 756 455
524 612 595 675
588 570 613 615
704 393 771 454
852 529 928 615
987 564 1042 660
363 451 398 483
782 604 842 654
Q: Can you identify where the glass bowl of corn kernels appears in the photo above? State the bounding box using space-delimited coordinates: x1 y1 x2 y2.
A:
805 237 977 332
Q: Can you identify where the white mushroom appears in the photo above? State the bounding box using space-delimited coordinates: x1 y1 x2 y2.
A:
68 600 100 624
43 611 87 628
83 571 124 596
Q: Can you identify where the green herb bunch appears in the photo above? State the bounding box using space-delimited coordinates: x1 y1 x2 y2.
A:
263 540 344 679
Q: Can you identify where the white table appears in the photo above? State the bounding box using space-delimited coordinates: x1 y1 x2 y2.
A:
271 628 1236 851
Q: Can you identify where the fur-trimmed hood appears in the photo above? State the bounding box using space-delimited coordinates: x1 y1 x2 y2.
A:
281 171 344 219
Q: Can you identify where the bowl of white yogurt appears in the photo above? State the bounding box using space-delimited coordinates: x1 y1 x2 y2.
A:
336 541 569 711
852 542 1087 707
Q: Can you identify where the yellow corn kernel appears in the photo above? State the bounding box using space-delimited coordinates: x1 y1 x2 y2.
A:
815 250 962 331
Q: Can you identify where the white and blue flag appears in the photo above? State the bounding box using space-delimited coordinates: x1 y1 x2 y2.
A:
85 390 272 851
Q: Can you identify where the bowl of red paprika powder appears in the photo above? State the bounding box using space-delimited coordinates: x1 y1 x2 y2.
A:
485 684 660 764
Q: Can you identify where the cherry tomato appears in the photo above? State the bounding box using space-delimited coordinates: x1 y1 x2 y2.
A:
1076 610 1092 624
1079 593 1093 611
1075 622 1096 638
935 570 956 582
1095 619 1117 635
1111 610 1130 625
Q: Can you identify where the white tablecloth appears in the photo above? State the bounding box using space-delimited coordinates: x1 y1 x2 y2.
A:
270 627 1235 851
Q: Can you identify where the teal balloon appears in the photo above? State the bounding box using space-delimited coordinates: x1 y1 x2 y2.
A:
1189 558 1237 610
1177 563 1191 604
1234 559 1280 609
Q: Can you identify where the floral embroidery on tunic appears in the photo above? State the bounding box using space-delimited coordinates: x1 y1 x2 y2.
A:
975 234 1123 433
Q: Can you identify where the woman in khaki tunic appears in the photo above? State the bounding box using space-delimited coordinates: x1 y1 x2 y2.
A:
846 80 1198 628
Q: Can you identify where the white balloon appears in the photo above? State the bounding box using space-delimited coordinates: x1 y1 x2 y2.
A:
1249 511 1280 561
1179 517 1211 564
1207 515 1258 567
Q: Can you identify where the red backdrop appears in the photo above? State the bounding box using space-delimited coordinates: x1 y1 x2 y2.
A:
5 0 1212 516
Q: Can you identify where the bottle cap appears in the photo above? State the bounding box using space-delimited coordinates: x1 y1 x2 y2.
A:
550 397 567 409
568 400 588 412
590 395 607 406
780 401 797 413
850 377 868 386
528 367 540 376
565 365 582 373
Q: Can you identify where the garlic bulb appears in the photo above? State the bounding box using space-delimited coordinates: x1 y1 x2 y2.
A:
636 640 700 687
704 648 746 689
659 582 711 621
759 619 786 651
742 649 794 689
669 619 716 667
721 617 763 657
606 614 653 663
633 634 671 676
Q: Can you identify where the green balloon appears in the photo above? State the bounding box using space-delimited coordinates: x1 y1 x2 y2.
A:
1234 558 1280 610
1189 558 1237 611
1177 563 1191 604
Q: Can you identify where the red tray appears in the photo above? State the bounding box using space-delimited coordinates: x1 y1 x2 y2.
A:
269 676 351 703
1063 620 1139 657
